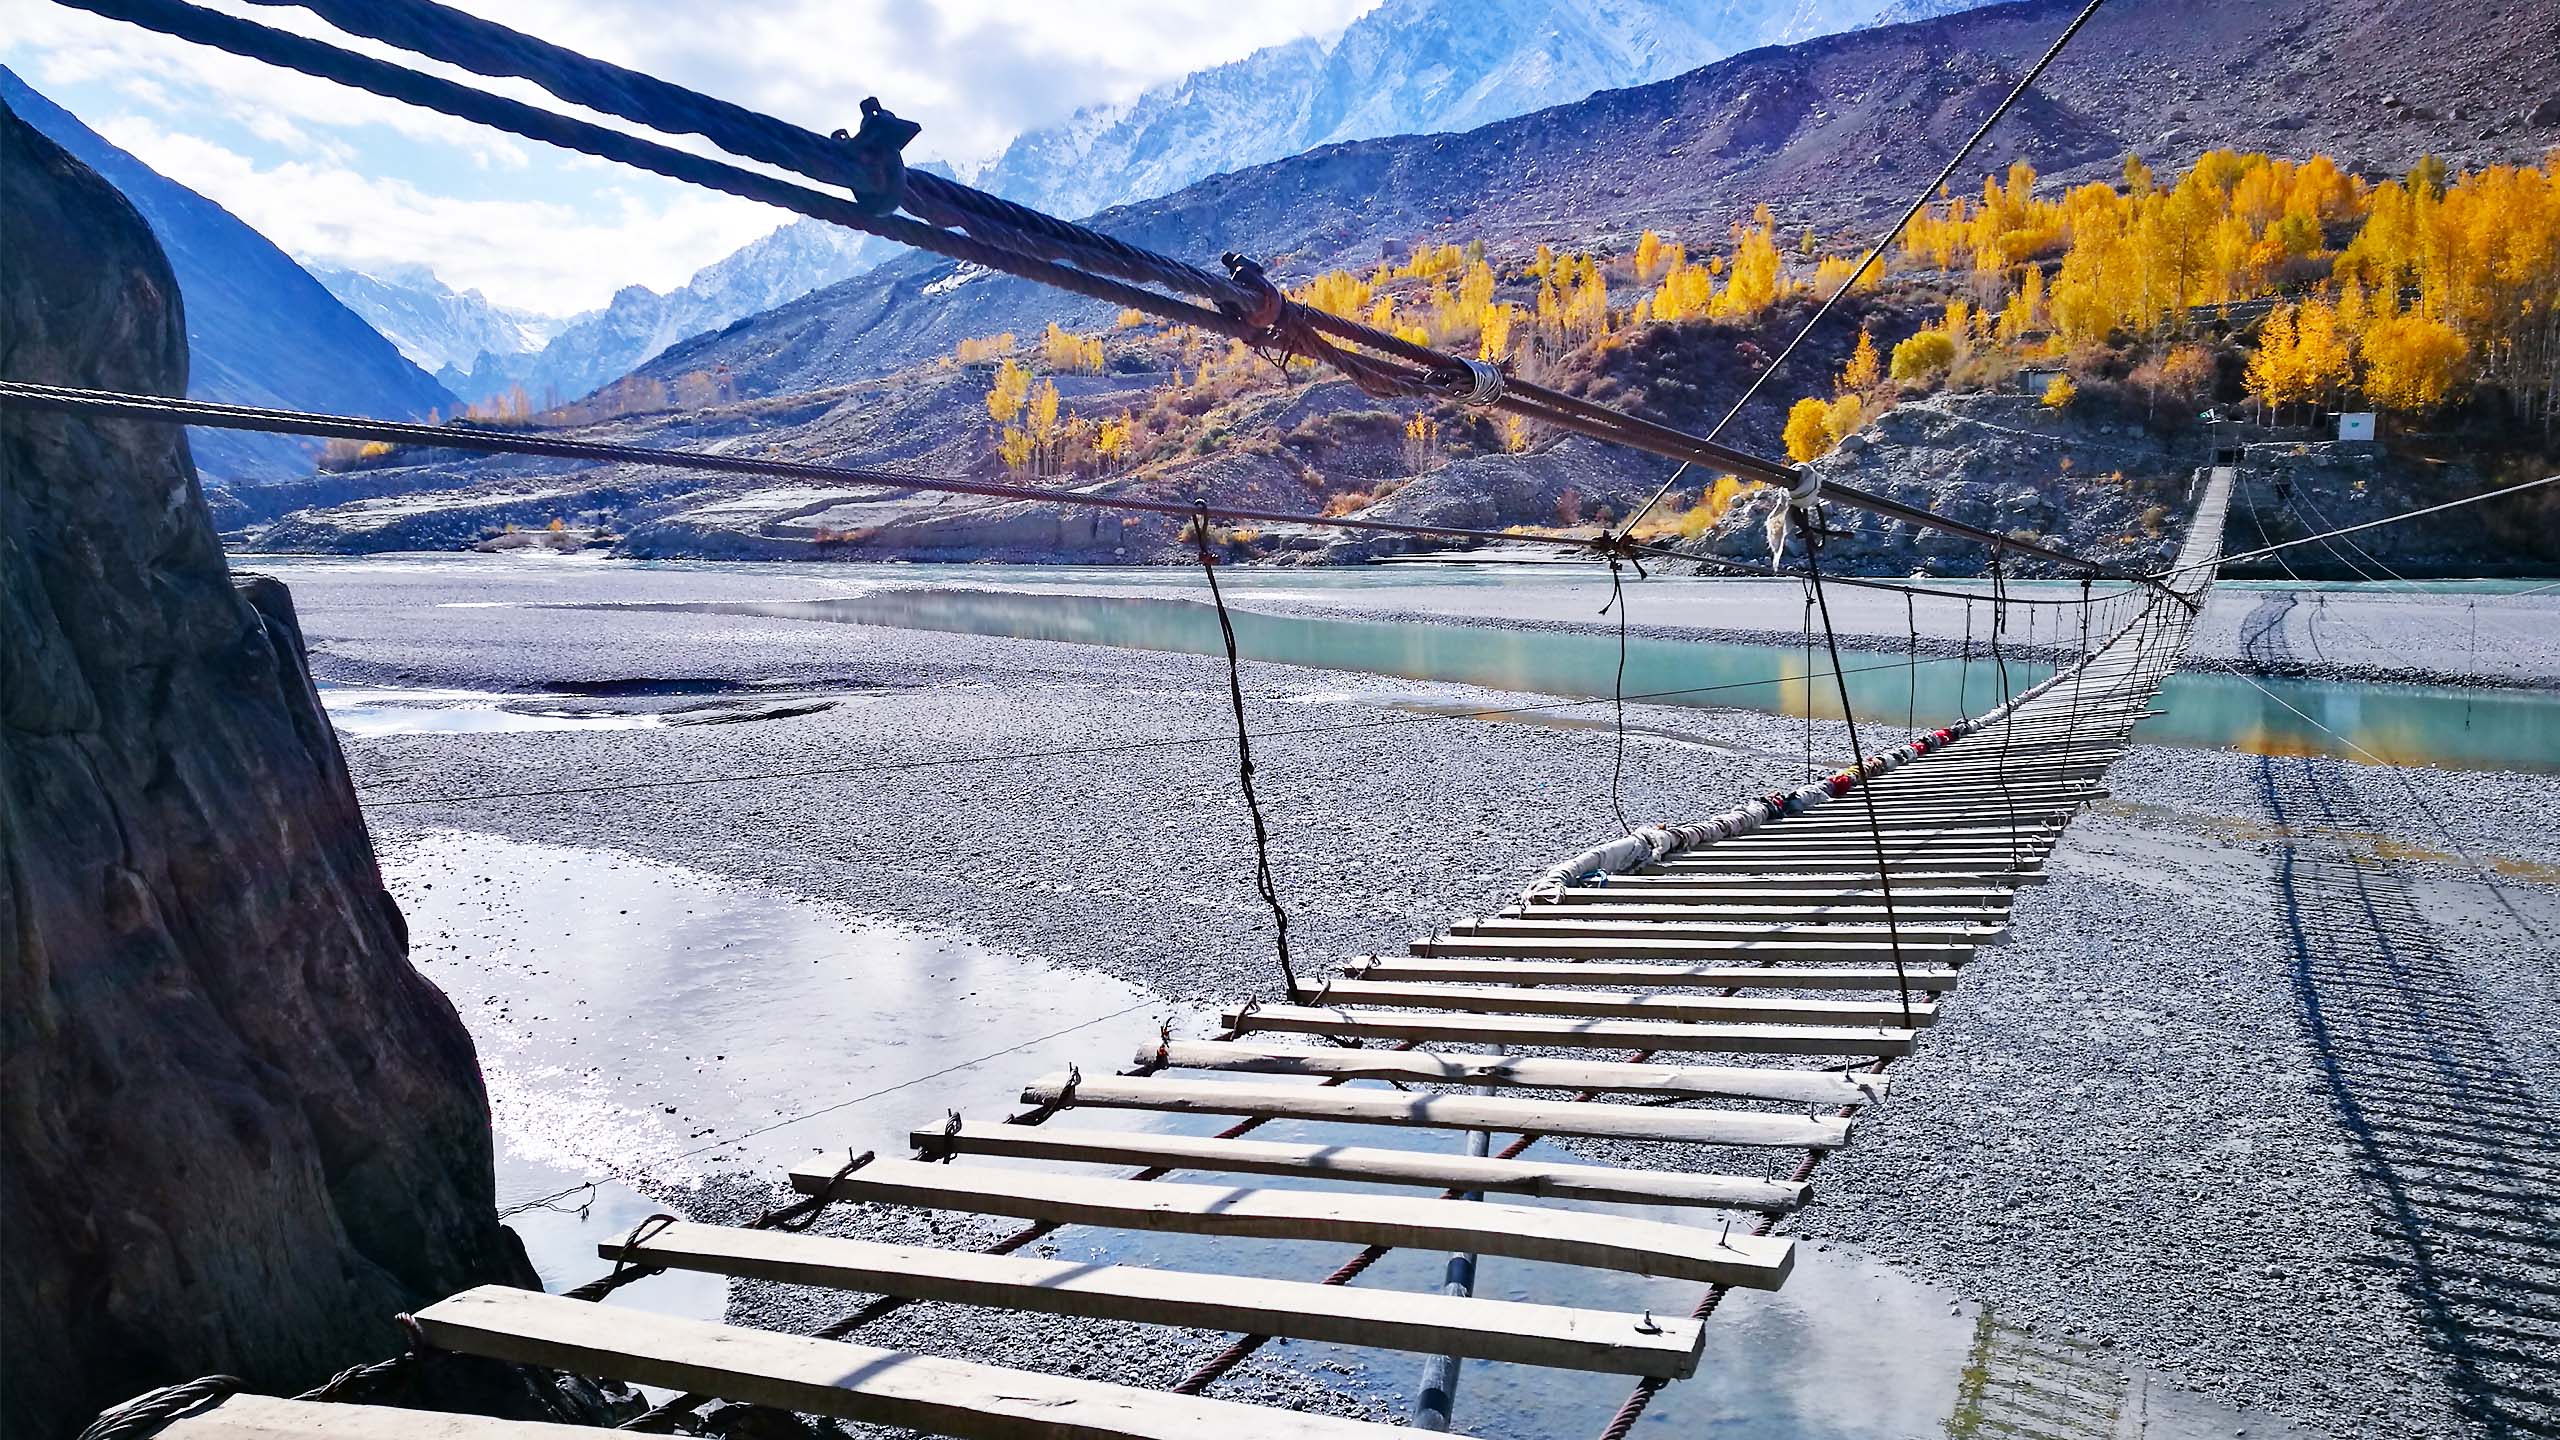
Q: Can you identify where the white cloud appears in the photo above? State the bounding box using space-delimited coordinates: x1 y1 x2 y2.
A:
95 115 783 313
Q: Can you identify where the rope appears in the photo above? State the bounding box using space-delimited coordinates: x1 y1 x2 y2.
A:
0 383 1586 557
1802 517 1914 1025
1905 591 1919 729
1988 552 2023 868
1618 0 2111 535
1599 556 1636 834
1194 506 1298 996
73 1377 244 1440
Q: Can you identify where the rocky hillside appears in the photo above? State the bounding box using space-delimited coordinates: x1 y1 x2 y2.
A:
644 0 2557 400
0 68 457 486
976 0 1922 221
0 103 532 1436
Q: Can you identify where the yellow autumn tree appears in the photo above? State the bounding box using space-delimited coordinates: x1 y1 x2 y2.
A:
1889 329 1957 385
2360 310 2466 411
986 358 1030 425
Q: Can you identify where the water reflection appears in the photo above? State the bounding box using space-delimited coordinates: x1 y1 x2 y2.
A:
665 590 2560 774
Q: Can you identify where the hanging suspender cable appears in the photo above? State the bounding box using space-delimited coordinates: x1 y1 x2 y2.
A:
1989 552 2023 870
1802 514 1914 1026
1192 507 1298 997
1599 557 1638 835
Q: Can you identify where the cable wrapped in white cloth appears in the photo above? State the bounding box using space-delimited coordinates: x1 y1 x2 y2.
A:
1519 825 1692 902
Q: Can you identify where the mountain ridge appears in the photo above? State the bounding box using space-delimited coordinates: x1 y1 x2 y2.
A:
975 0 1928 220
0 66 456 485
640 0 2557 401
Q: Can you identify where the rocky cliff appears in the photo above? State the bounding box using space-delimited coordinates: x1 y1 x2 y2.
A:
0 101 533 1439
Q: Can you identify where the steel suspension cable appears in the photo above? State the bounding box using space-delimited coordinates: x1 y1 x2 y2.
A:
1600 558 1637 834
1193 508 1298 995
1803 517 1915 1024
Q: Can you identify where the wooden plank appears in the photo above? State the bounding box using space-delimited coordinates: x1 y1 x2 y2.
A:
913 1120 1811 1212
1226 1004 1916 1057
1290 980 1935 1031
1451 916 2002 943
795 1158 1795 1286
414 1285 1417 1439
1344 956 1963 992
1601 870 2028 889
1018 1072 1851 1147
598 1220 1706 1377
164 1396 606 1439
1410 934 1975 964
1546 884 2012 906
1145 1039 1889 1105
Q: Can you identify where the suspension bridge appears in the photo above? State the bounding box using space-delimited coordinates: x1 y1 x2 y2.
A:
21 0 2517 1435
109 476 2225 1440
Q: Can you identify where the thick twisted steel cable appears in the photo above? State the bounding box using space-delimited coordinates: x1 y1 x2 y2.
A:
249 0 1254 309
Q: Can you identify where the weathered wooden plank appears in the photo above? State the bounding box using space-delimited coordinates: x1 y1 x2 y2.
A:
414 1286 1417 1439
163 1396 605 1440
1343 956 1963 992
1410 934 1975 964
1506 904 2009 927
1016 1071 1852 1147
912 1119 1811 1211
1546 884 2012 907
792 1158 1795 1286
1289 980 1935 1031
1225 1003 1916 1057
1144 1039 1888 1105
1597 870 2029 889
597 1220 1705 1377
1451 916 2002 943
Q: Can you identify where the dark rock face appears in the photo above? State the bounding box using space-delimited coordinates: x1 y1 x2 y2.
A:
0 101 533 1439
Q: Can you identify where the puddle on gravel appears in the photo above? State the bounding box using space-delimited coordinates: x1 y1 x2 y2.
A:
381 831 2312 1436
381 829 1164 1320
321 684 663 736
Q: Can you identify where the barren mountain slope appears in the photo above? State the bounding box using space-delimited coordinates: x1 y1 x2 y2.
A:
637 0 2555 398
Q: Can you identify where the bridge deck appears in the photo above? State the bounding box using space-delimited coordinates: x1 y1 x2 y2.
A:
262 477 2232 1436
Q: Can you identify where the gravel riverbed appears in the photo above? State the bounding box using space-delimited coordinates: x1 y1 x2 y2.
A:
266 556 2560 1437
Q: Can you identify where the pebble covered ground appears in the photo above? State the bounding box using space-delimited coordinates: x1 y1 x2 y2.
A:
268 556 2560 1437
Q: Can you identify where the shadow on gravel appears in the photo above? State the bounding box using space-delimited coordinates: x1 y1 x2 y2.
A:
2250 592 2560 1436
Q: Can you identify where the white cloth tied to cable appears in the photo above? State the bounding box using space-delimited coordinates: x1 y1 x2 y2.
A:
1519 824 1695 902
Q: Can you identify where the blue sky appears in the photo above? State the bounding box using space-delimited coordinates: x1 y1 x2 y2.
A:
1 0 1376 315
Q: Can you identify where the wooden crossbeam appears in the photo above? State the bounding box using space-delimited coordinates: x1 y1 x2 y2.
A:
1019 1072 1848 1147
1288 980 1935 1031
1145 1040 1888 1104
911 1120 1810 1211
1225 1004 1917 1056
1409 934 1975 964
597 1221 1707 1377
793 1158 1795 1285
1450 917 2002 944
1342 956 1964 991
415 1286 1417 1439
